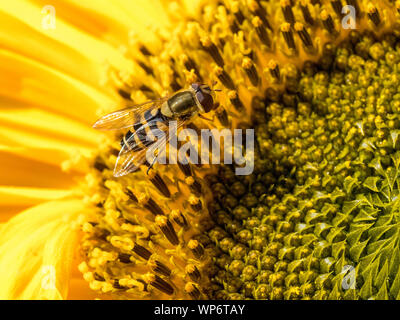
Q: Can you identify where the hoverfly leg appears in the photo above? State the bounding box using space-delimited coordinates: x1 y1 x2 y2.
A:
198 114 213 122
146 154 159 175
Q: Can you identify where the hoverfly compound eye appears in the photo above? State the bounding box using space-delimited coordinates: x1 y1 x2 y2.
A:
196 87 214 113
191 83 215 113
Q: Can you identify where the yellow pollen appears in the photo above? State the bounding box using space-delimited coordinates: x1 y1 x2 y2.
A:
143 273 156 284
280 23 291 32
179 54 188 64
110 236 134 251
147 170 156 179
188 195 199 205
123 224 150 238
119 279 144 290
101 283 113 293
89 280 103 291
105 208 120 220
138 193 149 205
228 90 237 99
367 3 377 13
320 9 329 20
185 264 196 273
184 70 197 83
155 215 168 227
147 259 157 268
78 261 89 274
185 176 195 185
188 239 199 250
268 60 277 70
83 272 94 282
82 222 94 233
231 1 239 13
247 0 259 12
295 22 305 32
213 66 223 76
200 35 212 47
185 282 197 293
280 0 291 6
251 16 262 28
170 209 181 218
242 57 253 69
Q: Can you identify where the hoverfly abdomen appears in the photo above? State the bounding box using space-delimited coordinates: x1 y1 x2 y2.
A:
121 108 168 153
143 108 166 122
121 128 153 152
120 130 133 148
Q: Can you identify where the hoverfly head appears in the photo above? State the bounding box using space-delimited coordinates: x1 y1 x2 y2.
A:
191 82 221 113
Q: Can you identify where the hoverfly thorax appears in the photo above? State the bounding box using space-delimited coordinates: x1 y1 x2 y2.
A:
191 83 216 113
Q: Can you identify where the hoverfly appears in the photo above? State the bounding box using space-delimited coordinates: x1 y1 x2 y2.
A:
93 83 220 177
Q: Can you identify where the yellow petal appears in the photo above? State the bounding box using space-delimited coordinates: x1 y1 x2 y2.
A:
0 186 72 222
0 198 85 299
0 209 27 223
0 145 80 171
0 48 115 125
68 278 104 300
32 0 170 44
0 107 100 148
0 1 131 87
0 186 71 207
0 149 78 188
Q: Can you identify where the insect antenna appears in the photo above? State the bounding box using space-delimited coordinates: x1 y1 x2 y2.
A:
210 80 222 92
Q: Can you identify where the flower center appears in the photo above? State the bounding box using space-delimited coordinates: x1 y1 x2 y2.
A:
76 0 400 300
205 32 400 300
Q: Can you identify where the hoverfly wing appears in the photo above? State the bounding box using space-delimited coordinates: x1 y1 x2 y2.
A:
113 122 169 177
118 120 169 156
113 146 151 177
92 96 168 131
113 119 187 177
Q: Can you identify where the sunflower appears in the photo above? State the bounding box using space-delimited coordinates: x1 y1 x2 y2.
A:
2 0 400 300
